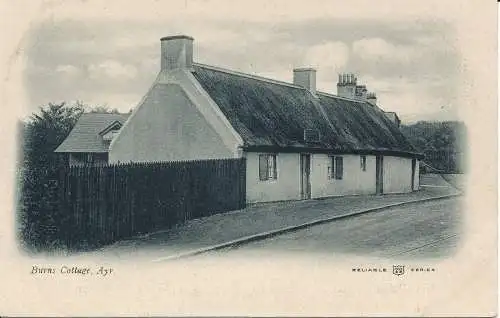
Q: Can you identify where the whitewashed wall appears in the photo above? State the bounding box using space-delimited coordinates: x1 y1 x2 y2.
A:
245 152 301 203
109 83 235 163
413 159 420 190
245 153 418 203
382 156 413 194
310 154 377 198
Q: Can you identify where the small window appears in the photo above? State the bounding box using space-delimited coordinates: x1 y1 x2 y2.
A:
103 129 120 141
328 156 344 180
335 156 343 180
259 154 277 181
360 155 366 171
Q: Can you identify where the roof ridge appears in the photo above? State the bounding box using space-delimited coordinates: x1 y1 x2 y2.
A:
81 112 130 116
193 62 307 91
317 91 366 103
194 62 372 104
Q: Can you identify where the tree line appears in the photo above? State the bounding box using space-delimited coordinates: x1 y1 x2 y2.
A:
400 121 467 173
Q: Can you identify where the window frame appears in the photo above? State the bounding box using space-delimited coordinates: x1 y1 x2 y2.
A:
360 155 367 171
328 155 344 180
328 156 334 180
259 153 278 181
102 129 120 141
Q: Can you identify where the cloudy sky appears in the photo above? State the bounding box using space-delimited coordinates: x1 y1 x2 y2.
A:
20 0 463 123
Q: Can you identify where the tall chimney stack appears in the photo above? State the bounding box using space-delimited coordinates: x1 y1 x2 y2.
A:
160 35 194 71
293 68 317 94
337 72 357 99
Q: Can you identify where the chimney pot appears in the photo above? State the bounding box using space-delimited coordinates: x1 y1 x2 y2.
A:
337 72 359 99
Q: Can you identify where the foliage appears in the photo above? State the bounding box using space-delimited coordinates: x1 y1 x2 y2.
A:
400 121 466 152
17 102 84 252
401 121 467 173
22 102 85 168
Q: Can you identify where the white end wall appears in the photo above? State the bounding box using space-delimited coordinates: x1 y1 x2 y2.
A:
413 159 420 190
109 83 234 163
383 156 413 194
310 154 377 198
245 152 301 203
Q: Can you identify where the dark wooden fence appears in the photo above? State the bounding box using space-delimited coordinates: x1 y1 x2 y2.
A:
49 158 246 249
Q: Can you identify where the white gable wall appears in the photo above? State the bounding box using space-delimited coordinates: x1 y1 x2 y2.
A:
109 83 235 163
109 69 243 163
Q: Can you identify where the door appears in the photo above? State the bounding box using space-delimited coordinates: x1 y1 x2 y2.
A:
375 155 384 194
300 154 311 199
411 158 416 191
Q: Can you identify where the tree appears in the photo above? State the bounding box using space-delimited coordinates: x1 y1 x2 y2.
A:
401 121 467 173
18 102 84 252
23 102 84 169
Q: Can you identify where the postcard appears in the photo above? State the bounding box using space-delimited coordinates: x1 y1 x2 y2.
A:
0 0 497 316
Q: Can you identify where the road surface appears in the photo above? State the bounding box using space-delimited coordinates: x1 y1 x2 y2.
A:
202 196 462 260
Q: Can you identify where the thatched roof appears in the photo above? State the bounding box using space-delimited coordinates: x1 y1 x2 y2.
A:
54 113 129 153
192 64 421 158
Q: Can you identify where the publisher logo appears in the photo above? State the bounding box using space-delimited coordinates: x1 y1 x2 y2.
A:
392 265 405 276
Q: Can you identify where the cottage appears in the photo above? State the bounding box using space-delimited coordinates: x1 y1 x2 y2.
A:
54 113 129 166
56 35 423 203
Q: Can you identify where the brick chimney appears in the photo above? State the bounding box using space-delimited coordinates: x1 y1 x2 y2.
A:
367 92 377 106
293 68 317 94
160 35 194 71
355 84 368 101
337 73 357 99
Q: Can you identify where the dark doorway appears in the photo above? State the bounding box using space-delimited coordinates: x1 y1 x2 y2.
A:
411 158 417 191
300 154 311 199
376 155 384 194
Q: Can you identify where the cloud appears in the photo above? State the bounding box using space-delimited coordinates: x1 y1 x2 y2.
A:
304 42 350 70
87 60 137 79
55 64 81 76
303 42 350 88
352 38 415 64
83 92 142 111
22 13 461 121
380 90 459 123
193 29 241 46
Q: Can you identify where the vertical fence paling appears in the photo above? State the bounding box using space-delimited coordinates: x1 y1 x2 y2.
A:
56 158 247 248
